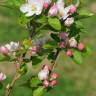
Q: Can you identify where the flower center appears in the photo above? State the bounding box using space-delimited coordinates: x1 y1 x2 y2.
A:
31 4 37 11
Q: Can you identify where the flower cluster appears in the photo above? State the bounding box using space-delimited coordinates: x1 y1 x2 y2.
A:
59 32 85 57
38 64 58 88
0 0 93 96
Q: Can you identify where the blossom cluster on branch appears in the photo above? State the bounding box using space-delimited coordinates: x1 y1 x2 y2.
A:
0 0 93 96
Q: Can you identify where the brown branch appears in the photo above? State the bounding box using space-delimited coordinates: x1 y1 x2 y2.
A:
5 74 21 96
51 49 60 72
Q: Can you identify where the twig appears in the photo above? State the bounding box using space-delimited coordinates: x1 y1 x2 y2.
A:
51 49 60 72
5 74 21 96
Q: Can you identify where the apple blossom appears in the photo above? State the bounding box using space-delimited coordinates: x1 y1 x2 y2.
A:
0 72 6 81
42 64 50 72
69 37 77 48
38 70 49 80
78 42 85 51
65 17 74 27
48 4 58 16
57 0 73 20
20 0 44 17
5 42 19 52
66 50 73 57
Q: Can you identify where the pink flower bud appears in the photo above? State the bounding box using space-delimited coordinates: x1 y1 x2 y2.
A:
69 5 77 14
48 4 58 16
59 42 65 48
78 42 85 51
43 2 49 9
60 32 69 40
0 72 6 81
29 46 37 55
0 46 9 54
51 73 58 79
65 17 74 27
43 80 50 87
66 50 73 57
42 64 50 72
51 80 57 87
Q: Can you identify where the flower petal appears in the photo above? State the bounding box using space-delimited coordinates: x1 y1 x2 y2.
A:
20 4 31 13
25 11 35 17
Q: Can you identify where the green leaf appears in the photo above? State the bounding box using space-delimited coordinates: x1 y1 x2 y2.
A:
73 50 83 64
30 77 41 88
22 39 32 49
19 63 27 75
51 33 60 42
0 54 10 62
31 56 42 67
78 9 94 19
48 17 61 31
36 15 47 24
33 86 46 96
6 0 24 7
43 41 58 49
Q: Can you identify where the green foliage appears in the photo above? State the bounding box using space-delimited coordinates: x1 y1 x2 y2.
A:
48 17 61 31
0 54 10 61
78 9 94 19
30 77 42 88
33 86 46 96
72 50 83 64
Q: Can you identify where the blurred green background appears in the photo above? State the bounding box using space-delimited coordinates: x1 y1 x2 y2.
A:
0 0 96 96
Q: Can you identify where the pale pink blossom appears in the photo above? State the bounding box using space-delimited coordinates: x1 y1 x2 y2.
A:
0 72 6 81
69 5 77 14
0 46 9 54
69 37 77 48
38 70 49 80
65 17 74 27
49 4 58 16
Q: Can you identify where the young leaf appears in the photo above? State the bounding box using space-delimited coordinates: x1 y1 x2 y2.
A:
78 9 94 19
30 77 41 88
33 86 46 96
48 17 61 31
0 54 10 62
51 33 60 42
72 50 83 64
31 56 42 67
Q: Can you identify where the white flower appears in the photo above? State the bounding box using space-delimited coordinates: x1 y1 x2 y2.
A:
69 37 77 47
44 0 51 4
0 72 6 81
57 0 73 20
5 42 19 52
20 0 44 17
38 70 49 80
65 17 74 27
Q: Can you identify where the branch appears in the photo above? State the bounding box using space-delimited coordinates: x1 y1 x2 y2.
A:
5 74 21 96
51 49 60 72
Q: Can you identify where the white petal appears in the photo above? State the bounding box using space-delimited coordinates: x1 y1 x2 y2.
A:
5 44 11 51
20 4 31 13
25 11 35 17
